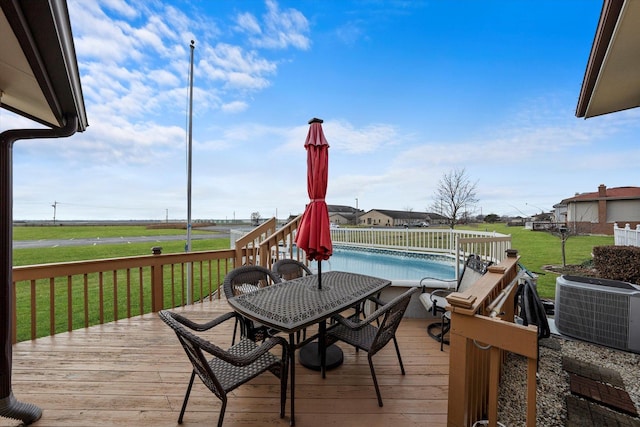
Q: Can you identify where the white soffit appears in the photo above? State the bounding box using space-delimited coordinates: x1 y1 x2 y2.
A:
0 8 56 126
585 0 640 118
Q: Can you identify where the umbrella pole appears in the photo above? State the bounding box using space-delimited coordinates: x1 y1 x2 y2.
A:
317 260 325 378
299 260 344 375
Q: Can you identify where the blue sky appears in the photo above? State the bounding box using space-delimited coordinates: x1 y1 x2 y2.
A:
3 0 639 221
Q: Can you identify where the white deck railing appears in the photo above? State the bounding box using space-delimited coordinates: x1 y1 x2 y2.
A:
249 225 511 280
614 222 640 247
331 227 511 260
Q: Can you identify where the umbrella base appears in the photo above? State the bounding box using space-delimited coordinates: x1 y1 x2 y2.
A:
298 342 343 371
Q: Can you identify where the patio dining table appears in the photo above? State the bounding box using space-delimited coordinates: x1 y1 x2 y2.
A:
226 270 391 426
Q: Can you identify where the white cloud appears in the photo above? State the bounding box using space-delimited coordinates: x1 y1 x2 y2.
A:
221 101 249 113
322 121 402 154
236 12 262 35
236 0 310 50
199 43 276 90
99 0 139 19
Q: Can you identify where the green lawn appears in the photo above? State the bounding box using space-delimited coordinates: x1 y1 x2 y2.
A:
13 238 230 266
13 225 213 240
13 225 228 265
13 223 615 300
458 223 613 298
12 225 232 341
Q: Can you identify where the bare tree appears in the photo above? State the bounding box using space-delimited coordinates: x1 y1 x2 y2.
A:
557 226 570 267
548 224 577 267
404 206 414 227
250 211 261 226
431 168 479 228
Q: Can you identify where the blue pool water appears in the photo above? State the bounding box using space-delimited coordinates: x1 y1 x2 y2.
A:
310 246 456 285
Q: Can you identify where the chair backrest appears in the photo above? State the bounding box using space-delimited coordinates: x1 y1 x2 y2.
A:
223 265 282 299
370 287 419 355
158 310 225 398
457 254 492 293
272 259 313 281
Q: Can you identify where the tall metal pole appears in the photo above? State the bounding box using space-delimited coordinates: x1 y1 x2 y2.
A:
186 40 195 305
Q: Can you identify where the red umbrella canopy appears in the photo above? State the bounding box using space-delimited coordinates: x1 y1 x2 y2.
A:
295 118 332 261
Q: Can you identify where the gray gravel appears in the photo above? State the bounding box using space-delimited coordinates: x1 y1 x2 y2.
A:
497 334 640 426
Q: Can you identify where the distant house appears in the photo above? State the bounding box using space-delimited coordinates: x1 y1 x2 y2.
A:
358 209 447 227
328 213 351 225
290 205 449 227
508 216 526 227
287 205 363 226
555 184 640 235
327 205 363 225
552 203 567 226
522 212 556 231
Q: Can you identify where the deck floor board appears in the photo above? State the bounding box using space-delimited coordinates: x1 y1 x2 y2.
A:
2 297 449 427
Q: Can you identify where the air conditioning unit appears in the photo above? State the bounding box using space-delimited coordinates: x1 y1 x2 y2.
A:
555 275 640 354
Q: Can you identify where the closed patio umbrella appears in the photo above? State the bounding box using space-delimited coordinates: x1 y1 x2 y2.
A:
295 118 332 289
295 118 341 374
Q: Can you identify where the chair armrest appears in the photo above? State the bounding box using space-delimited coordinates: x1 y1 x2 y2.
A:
207 336 289 367
330 313 369 331
332 299 391 331
430 289 453 299
420 277 456 292
366 294 386 307
169 311 238 332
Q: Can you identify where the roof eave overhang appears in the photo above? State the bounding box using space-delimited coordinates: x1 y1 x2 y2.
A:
576 0 640 118
0 0 87 131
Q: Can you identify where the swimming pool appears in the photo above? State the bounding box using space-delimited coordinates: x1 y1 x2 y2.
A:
308 245 456 286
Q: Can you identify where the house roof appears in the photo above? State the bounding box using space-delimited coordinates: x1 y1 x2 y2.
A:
365 209 446 221
0 0 88 413
0 0 87 131
576 0 640 118
327 205 359 214
329 212 354 220
561 186 640 203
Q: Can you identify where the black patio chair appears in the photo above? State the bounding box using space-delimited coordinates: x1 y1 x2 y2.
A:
222 265 282 343
327 287 418 407
158 310 288 427
272 258 313 280
419 254 492 346
272 259 313 342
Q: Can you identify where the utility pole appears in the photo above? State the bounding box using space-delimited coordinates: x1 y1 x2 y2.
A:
355 198 358 226
51 201 57 224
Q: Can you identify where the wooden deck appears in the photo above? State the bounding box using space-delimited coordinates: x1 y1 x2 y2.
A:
1 297 449 427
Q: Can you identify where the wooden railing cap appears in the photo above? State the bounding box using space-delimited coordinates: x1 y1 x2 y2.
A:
447 293 477 309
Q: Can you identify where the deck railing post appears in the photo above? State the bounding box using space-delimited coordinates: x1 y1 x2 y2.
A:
150 247 164 312
447 328 472 426
446 255 537 426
